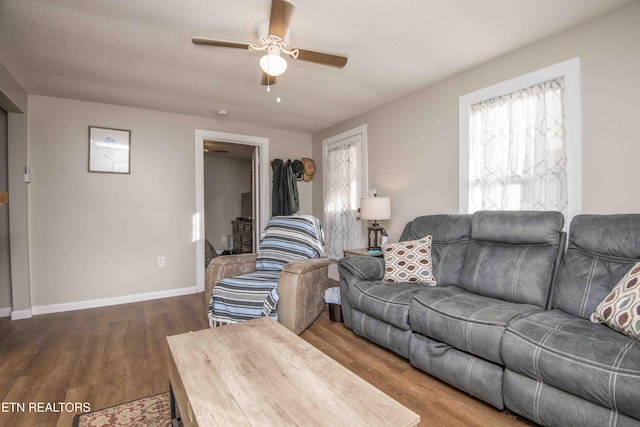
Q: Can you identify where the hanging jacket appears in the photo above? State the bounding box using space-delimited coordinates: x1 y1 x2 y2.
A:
285 160 299 214
272 159 285 216
271 159 299 216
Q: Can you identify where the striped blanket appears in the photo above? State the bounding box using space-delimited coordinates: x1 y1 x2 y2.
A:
209 215 325 327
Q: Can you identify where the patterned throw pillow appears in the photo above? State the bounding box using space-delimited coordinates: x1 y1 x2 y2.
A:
590 261 640 340
382 236 437 286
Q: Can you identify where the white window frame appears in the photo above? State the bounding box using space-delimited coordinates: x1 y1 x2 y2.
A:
459 57 582 226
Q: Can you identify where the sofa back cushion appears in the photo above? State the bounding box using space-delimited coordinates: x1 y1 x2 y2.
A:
458 211 565 308
399 214 472 286
553 214 640 319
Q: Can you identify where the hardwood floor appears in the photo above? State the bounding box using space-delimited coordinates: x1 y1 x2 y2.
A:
0 294 207 427
0 293 532 426
301 307 533 427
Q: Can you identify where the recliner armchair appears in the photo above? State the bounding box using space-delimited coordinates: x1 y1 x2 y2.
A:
205 215 331 335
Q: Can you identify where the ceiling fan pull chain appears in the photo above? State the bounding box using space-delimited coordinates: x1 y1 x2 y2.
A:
277 77 281 103
266 54 272 92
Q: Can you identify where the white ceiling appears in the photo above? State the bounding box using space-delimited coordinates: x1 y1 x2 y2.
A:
0 0 636 133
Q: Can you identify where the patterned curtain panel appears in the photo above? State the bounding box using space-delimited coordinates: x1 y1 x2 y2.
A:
324 140 360 259
468 78 567 214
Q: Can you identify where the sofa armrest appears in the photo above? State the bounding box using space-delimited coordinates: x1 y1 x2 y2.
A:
338 256 385 328
204 253 257 306
278 258 331 335
338 256 385 285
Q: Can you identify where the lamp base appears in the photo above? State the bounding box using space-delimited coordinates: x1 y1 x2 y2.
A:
367 222 384 251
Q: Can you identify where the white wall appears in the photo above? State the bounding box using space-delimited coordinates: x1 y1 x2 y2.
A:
313 2 640 242
27 95 312 308
204 155 251 252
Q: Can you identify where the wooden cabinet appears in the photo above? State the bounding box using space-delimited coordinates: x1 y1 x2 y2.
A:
232 220 253 254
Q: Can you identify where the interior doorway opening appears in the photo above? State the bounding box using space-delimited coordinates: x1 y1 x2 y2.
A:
194 130 269 292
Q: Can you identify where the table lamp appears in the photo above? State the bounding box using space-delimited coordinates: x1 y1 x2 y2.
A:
360 195 391 250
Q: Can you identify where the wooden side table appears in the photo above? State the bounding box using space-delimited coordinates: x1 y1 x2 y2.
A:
343 248 383 258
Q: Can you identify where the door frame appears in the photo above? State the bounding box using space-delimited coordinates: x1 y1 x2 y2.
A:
322 124 369 255
194 129 269 292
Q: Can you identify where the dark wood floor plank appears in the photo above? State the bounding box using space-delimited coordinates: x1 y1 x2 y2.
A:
0 292 532 426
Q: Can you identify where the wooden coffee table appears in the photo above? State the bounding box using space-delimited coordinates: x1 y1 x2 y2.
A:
167 317 420 426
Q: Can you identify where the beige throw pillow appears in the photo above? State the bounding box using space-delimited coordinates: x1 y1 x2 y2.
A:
590 261 640 340
382 236 437 286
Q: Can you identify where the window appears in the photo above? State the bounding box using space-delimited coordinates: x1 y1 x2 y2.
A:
323 126 368 259
459 58 582 224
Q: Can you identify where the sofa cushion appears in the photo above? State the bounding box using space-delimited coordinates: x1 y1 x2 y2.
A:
504 369 640 427
382 237 437 285
349 281 427 330
410 286 544 364
553 214 640 319
591 261 640 340
350 310 413 359
458 211 564 308
399 214 472 286
410 333 505 409
503 309 640 420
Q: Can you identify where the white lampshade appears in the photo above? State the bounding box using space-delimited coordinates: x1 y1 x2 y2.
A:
260 54 288 77
360 196 391 220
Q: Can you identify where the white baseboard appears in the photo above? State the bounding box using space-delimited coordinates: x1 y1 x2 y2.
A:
0 307 13 317
11 308 33 320
31 286 198 316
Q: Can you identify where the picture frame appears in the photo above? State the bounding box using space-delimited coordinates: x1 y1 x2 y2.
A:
88 126 131 174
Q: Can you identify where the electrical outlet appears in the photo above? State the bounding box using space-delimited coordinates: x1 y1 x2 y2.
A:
157 256 165 268
221 235 227 243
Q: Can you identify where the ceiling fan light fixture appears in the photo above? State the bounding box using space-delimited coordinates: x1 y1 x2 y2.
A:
260 53 287 77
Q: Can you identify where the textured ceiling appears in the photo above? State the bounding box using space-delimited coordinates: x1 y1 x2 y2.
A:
0 0 636 133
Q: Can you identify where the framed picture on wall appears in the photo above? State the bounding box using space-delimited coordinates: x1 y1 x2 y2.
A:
88 126 131 174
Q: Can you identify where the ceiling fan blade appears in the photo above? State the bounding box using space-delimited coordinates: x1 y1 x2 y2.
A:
269 0 296 39
295 49 348 68
191 37 251 50
260 72 277 86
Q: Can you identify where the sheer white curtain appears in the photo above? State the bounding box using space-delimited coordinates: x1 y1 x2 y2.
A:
324 139 360 259
468 78 567 214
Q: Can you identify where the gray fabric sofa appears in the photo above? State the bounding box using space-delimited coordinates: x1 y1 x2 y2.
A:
339 211 640 426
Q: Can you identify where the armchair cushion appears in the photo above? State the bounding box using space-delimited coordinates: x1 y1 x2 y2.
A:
256 215 324 271
209 271 280 326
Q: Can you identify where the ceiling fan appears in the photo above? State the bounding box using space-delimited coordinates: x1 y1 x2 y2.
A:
192 0 348 86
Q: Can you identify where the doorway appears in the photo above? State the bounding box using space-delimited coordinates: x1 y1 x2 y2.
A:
203 140 253 255
0 107 11 316
194 130 269 292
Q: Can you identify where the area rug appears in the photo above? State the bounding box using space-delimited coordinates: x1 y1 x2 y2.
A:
72 392 179 427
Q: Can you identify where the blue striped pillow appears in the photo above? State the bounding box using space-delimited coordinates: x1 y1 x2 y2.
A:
256 215 325 271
